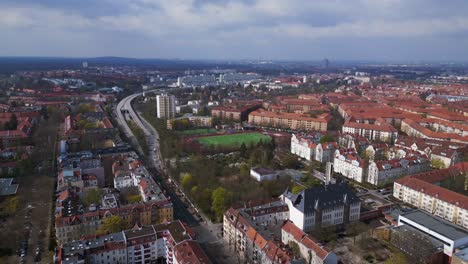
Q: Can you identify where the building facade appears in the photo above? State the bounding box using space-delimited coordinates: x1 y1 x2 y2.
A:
281 183 361 232
156 94 176 119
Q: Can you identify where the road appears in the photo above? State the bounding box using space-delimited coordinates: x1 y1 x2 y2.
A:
114 90 203 226
113 91 247 262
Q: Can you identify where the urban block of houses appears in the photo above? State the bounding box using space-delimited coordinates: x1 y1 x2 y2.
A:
223 199 293 264
54 187 174 245
367 155 430 186
211 102 261 121
342 118 398 143
248 109 331 131
401 118 468 144
395 136 465 168
54 220 211 264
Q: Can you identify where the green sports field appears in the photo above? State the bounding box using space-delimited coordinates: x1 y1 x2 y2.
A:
196 132 271 147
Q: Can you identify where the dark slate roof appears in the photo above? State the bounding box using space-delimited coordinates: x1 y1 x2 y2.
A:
286 182 360 214
401 210 468 241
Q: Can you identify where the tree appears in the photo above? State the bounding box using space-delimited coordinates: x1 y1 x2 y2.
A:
431 158 446 169
83 189 104 206
240 143 247 158
319 134 335 144
76 103 95 114
240 164 250 177
291 185 305 194
280 154 300 169
4 114 18 130
288 241 301 257
313 226 338 243
211 187 231 221
127 195 142 203
347 221 369 244
180 173 193 189
97 215 130 234
385 252 408 264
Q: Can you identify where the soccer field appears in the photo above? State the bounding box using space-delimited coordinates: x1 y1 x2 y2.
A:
196 132 271 147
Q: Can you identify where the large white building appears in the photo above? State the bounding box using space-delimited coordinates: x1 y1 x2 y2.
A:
156 94 176 119
281 183 361 232
342 120 398 143
291 133 317 161
393 163 468 229
397 211 468 257
333 149 367 183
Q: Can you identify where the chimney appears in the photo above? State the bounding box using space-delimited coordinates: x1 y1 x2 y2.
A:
325 162 333 186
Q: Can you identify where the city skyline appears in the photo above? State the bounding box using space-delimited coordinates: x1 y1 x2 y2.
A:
1 0 468 61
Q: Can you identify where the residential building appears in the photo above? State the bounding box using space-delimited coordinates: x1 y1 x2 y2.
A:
393 163 468 229
281 183 361 232
290 133 320 161
156 94 176 119
333 149 367 183
223 200 291 263
315 142 338 163
55 187 173 245
54 220 210 264
248 109 331 131
367 156 430 186
211 102 261 121
342 120 398 143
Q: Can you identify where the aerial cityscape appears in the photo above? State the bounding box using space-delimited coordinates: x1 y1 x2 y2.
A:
0 1 467 264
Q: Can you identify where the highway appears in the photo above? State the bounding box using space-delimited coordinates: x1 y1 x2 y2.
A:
114 90 201 226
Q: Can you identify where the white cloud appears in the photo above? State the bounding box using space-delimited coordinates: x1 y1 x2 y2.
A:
0 0 467 59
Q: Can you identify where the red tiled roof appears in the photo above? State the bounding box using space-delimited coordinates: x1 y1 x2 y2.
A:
281 220 331 260
174 240 212 264
396 163 468 210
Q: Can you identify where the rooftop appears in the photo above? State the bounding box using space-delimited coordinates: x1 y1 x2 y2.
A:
284 182 360 214
0 178 18 196
400 210 468 241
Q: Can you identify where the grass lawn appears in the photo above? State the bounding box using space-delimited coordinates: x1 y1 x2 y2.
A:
196 132 271 147
178 128 217 135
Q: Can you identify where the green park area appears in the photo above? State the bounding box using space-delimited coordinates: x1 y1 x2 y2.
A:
196 132 271 147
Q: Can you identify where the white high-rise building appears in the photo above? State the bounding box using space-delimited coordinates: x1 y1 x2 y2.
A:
156 94 176 119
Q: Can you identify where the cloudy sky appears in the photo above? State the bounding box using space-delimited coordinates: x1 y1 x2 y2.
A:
1 0 468 61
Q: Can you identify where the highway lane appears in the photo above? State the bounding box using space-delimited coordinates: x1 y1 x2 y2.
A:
114 90 201 226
